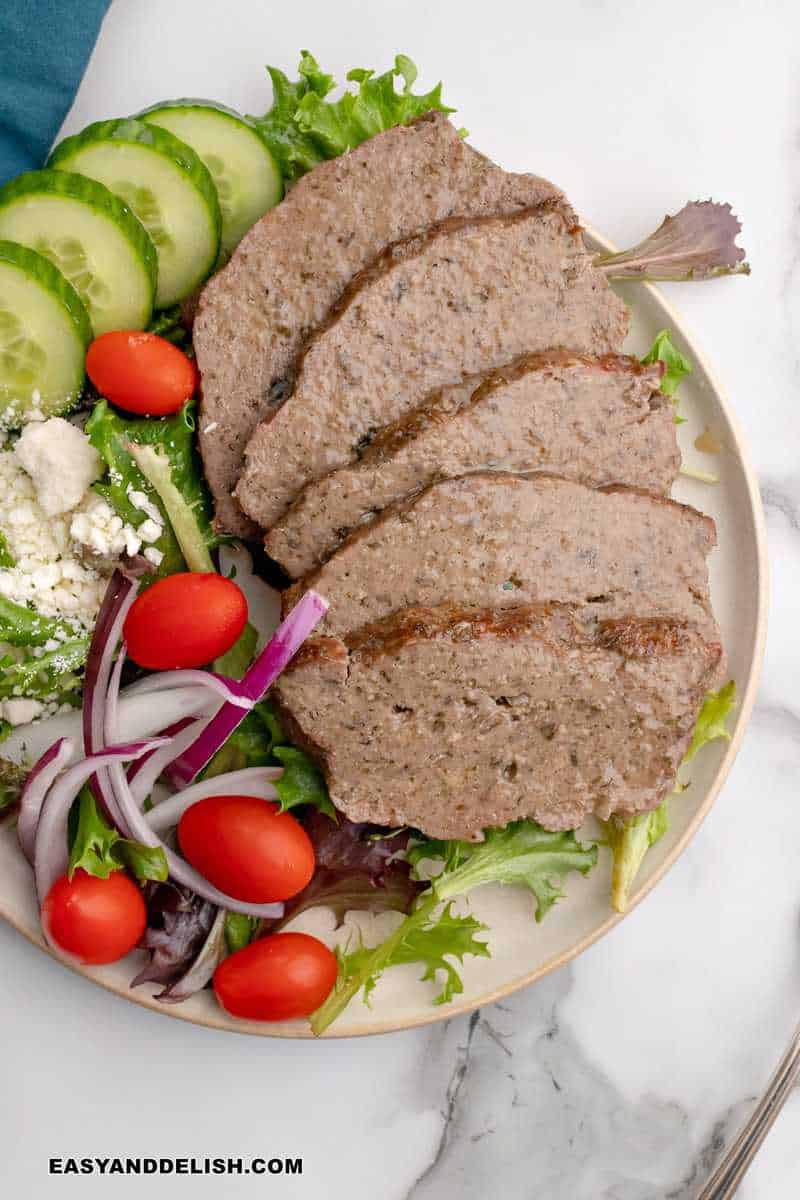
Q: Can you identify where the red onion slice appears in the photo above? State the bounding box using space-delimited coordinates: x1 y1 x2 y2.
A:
1 687 217 769
104 641 127 746
83 571 140 827
17 738 74 865
34 740 167 908
146 767 282 834
128 718 213 808
122 670 252 709
83 571 138 759
107 760 284 919
167 590 329 787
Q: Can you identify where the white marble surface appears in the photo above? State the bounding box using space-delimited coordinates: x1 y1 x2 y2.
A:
2 0 798 1196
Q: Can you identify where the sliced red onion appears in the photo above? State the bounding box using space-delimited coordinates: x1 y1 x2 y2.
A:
167 590 329 787
106 760 284 919
1 687 217 769
83 571 140 827
17 737 74 865
104 641 127 746
34 740 167 907
155 906 228 1004
146 767 282 834
128 718 212 808
121 670 252 709
83 571 138 758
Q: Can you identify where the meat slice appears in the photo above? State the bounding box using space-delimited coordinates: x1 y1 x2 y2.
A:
194 112 566 535
273 603 724 838
284 473 721 643
235 205 629 530
266 353 678 578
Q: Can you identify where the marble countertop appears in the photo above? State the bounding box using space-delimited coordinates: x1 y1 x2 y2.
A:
2 1 798 1196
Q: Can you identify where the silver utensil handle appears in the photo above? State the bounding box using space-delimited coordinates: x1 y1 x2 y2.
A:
697 1023 800 1199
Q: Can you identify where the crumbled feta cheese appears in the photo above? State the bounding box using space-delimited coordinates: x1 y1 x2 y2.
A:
138 518 162 543
14 418 103 515
0 450 107 625
2 698 44 726
126 486 162 524
69 495 143 560
143 546 164 566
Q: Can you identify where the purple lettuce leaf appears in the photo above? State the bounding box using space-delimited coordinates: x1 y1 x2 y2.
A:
594 201 750 281
261 812 424 934
130 882 217 998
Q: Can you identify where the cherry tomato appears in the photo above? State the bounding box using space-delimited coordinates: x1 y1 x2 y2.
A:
41 869 146 965
86 331 197 417
123 572 248 669
178 796 315 903
214 932 337 1021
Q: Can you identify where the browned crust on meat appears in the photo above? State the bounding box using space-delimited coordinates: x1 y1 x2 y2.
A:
345 602 583 660
597 616 722 660
288 605 723 670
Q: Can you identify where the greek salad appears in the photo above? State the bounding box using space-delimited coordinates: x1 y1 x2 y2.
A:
0 53 741 1034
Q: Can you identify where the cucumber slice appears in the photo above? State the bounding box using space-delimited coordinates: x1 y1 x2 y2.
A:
139 101 282 255
0 171 156 336
48 118 221 308
0 240 91 428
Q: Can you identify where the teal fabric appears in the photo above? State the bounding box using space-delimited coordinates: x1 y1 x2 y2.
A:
0 0 111 184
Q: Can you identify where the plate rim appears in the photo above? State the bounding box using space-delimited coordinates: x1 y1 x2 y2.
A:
0 227 769 1040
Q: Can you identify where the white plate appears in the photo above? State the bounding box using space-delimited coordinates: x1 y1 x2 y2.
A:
0 229 767 1038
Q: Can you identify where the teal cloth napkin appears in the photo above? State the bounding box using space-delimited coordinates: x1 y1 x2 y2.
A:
0 0 111 184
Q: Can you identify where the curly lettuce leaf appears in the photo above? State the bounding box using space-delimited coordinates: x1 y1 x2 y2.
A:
68 788 168 884
272 745 335 819
641 329 693 398
0 530 13 568
86 400 215 579
202 700 334 819
310 820 597 1034
252 51 455 184
683 680 736 763
603 803 670 915
338 902 489 1012
602 682 736 913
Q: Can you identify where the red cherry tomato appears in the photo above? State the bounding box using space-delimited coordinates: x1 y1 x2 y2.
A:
41 869 146 965
178 796 315 903
214 932 337 1021
86 331 197 416
123 572 248 669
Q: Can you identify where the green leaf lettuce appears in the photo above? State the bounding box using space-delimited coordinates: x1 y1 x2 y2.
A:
68 788 168 884
641 328 693 398
601 682 736 913
252 51 455 185
86 400 215 579
310 820 597 1035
